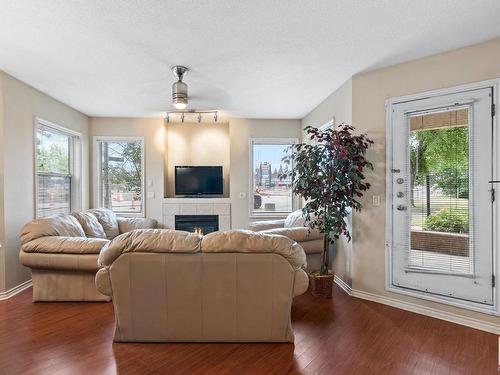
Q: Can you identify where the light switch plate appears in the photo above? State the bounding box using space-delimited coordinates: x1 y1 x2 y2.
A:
147 191 155 199
239 192 246 199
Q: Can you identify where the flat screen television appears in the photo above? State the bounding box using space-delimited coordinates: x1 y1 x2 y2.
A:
175 166 223 196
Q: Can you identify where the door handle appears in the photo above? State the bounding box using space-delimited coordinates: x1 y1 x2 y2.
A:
396 205 407 211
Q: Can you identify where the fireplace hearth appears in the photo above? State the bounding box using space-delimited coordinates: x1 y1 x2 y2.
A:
175 215 219 235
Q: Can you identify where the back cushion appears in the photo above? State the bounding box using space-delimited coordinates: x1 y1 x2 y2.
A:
71 211 107 239
284 210 306 228
201 230 307 269
20 214 85 245
88 208 120 239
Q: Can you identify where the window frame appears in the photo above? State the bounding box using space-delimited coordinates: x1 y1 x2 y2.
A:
249 137 298 218
93 136 145 218
34 117 82 218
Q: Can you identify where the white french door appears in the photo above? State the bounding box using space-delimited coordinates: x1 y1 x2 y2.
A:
389 86 495 306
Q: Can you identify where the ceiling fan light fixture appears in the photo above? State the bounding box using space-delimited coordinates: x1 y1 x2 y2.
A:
172 65 188 109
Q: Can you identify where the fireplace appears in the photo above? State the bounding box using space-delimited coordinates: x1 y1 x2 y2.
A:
175 215 219 235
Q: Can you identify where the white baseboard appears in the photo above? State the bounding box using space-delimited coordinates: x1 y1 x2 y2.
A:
334 276 500 335
0 279 32 300
334 275 352 295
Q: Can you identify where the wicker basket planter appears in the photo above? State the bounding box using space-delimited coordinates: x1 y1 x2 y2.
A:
309 271 334 298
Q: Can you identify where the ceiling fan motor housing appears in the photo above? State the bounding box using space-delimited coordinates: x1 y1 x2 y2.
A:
172 65 188 108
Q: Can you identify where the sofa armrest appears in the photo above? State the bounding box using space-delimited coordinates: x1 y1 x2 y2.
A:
21 237 109 254
95 268 112 297
293 269 309 297
259 227 323 243
247 219 285 232
117 217 158 233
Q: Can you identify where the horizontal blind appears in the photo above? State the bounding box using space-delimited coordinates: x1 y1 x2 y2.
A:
407 108 472 274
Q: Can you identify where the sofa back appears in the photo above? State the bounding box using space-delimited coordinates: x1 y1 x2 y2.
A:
20 208 132 245
20 214 85 245
98 251 299 342
95 228 308 342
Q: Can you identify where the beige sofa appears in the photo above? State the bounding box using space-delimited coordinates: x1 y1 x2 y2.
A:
248 210 323 271
95 229 309 343
19 208 157 302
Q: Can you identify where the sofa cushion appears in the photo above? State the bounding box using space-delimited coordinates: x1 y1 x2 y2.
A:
71 211 107 239
259 227 322 243
247 219 285 232
98 229 202 267
201 230 307 270
88 208 120 239
20 251 101 272
117 217 158 233
21 236 109 254
20 214 85 245
284 210 307 228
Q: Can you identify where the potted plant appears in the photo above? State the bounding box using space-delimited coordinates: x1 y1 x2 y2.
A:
283 124 373 298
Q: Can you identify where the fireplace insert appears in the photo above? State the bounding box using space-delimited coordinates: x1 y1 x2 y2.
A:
174 215 219 235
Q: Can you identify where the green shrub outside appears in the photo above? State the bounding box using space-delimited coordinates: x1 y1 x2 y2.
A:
423 208 468 233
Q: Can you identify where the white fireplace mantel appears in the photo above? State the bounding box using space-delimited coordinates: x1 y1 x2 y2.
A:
162 198 231 230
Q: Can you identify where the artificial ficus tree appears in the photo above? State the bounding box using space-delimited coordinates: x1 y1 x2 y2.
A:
283 124 373 275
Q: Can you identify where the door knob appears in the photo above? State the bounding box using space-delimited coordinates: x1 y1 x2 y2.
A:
396 205 407 211
396 178 404 184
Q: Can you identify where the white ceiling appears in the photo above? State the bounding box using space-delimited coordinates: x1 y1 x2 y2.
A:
1 1 500 119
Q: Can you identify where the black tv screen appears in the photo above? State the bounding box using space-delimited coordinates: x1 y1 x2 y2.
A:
175 166 223 196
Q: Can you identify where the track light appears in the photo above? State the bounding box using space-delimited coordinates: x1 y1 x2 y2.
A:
165 110 219 124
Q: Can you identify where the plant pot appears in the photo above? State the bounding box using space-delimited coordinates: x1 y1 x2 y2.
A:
309 271 334 298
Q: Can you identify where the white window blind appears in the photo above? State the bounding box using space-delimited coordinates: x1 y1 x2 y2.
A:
408 108 472 274
35 123 76 218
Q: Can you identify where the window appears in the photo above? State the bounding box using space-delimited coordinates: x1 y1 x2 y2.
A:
250 138 297 216
95 137 144 216
35 119 81 218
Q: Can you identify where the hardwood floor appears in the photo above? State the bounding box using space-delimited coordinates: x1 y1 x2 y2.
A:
0 285 497 375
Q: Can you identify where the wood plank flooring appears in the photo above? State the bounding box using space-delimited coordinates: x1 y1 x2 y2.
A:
0 285 497 374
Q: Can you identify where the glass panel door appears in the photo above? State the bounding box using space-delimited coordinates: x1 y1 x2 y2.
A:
390 87 494 305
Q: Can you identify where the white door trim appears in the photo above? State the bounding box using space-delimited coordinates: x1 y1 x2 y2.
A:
385 78 500 315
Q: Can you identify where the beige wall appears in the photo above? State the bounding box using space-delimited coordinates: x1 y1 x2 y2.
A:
300 78 353 285
165 122 230 198
349 37 500 323
89 117 165 223
0 73 5 292
302 78 352 130
89 117 301 229
229 119 302 229
0 72 89 291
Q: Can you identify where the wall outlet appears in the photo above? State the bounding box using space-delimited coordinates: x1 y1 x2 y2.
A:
239 192 246 199
372 195 380 206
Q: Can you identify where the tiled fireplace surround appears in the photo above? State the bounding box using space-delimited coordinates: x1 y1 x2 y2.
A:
162 198 231 232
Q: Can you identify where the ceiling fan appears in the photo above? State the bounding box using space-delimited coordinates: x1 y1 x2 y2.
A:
167 65 218 123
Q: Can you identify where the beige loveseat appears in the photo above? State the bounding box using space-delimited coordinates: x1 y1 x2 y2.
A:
95 229 309 343
248 210 323 271
19 208 157 302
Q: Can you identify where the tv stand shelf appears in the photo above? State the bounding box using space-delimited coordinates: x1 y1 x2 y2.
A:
163 197 231 203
